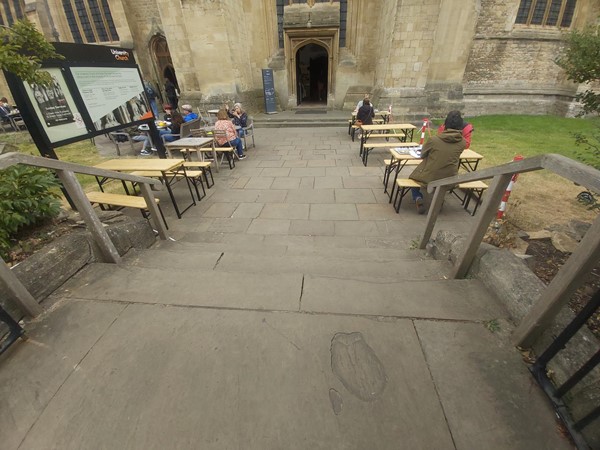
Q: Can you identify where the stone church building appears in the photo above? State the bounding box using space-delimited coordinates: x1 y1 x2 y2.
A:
5 0 600 118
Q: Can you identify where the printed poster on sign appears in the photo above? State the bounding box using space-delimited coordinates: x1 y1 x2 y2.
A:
23 67 88 143
70 66 150 131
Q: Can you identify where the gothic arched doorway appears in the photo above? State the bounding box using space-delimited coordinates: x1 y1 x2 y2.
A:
296 43 328 106
150 36 179 104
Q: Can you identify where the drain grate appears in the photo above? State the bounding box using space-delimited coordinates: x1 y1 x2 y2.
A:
295 110 327 114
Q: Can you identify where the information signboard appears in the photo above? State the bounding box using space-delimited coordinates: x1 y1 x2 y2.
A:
5 42 153 150
262 69 277 114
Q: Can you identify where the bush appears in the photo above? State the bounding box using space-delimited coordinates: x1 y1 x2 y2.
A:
0 165 62 259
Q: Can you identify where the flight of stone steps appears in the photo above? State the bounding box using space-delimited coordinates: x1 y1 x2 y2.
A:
54 234 503 323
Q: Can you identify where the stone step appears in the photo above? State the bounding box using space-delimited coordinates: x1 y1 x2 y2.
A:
55 263 505 322
120 248 449 281
163 230 420 252
254 120 347 128
148 239 429 261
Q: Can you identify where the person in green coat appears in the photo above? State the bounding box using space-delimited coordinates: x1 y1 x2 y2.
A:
409 110 467 214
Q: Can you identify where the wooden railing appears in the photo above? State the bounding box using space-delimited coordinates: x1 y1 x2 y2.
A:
418 153 600 348
0 152 166 317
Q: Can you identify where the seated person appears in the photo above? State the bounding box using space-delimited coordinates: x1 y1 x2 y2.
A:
356 98 375 126
408 110 467 214
181 104 198 122
226 102 248 137
0 97 12 122
162 104 174 122
134 111 184 156
354 93 372 112
214 109 245 159
438 116 474 149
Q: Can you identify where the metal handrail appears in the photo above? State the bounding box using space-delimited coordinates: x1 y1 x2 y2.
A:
0 152 167 317
417 153 600 348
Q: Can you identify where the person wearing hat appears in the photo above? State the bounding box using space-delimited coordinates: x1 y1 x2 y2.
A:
437 114 474 149
181 104 198 122
408 110 467 214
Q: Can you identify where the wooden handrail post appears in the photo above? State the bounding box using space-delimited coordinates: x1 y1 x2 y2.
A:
139 183 168 240
451 174 512 279
512 215 600 348
0 260 43 317
419 186 448 249
56 169 121 264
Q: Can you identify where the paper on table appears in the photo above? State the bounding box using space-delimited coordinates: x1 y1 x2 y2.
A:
409 146 423 159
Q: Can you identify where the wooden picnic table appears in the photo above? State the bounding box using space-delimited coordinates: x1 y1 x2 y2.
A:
384 148 484 202
358 123 417 165
164 137 218 171
94 158 195 218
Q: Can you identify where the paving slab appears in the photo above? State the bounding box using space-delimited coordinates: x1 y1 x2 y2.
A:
17 305 455 450
56 264 302 311
215 253 451 280
415 320 573 449
0 300 126 450
302 276 506 321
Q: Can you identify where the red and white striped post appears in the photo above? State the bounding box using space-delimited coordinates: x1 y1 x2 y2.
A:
419 118 428 146
497 155 524 220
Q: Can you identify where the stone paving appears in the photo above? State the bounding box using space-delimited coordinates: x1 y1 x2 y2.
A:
0 125 574 450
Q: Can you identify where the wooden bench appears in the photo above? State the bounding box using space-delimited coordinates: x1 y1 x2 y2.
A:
130 168 207 202
86 191 168 229
183 161 214 188
383 158 421 193
393 178 488 215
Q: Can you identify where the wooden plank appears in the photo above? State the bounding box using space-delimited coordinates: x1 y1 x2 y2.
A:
512 215 600 347
56 169 121 264
451 174 512 278
86 191 156 209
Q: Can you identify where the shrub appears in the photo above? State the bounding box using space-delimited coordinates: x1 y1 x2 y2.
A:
0 165 62 259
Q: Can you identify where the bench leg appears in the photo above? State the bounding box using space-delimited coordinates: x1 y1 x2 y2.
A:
142 204 169 230
204 167 214 188
394 187 411 213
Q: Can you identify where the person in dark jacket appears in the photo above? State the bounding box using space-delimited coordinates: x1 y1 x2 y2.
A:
164 78 178 110
409 110 467 214
356 98 375 125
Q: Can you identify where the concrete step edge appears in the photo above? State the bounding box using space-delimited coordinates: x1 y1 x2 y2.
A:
145 241 428 261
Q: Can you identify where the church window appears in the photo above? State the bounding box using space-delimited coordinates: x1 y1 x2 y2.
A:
515 0 576 28
63 0 119 43
0 0 25 26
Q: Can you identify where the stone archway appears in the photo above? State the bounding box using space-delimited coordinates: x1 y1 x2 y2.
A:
285 28 339 108
150 36 178 102
296 43 328 105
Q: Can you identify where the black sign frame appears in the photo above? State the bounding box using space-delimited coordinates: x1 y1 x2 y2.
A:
5 42 164 158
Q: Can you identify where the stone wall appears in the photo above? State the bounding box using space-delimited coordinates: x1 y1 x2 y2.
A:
3 0 599 118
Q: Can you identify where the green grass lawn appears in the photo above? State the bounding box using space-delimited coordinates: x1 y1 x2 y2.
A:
431 114 600 168
2 131 105 189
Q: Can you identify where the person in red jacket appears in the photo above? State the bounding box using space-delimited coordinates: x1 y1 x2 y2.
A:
438 116 473 149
